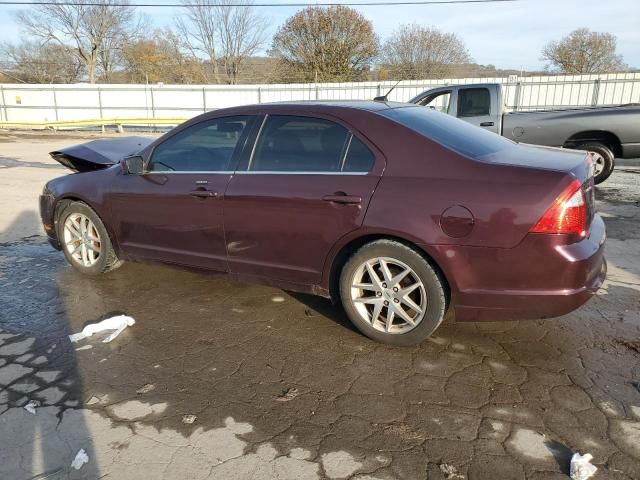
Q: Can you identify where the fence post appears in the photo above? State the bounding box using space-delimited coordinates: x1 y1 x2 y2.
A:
150 87 156 118
202 87 207 113
0 85 6 122
97 87 103 119
513 81 522 112
257 87 262 104
376 84 381 97
591 78 601 107
315 84 319 100
52 86 59 121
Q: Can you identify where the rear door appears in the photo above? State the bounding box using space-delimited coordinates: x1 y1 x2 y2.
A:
223 113 384 285
108 115 255 271
456 86 500 133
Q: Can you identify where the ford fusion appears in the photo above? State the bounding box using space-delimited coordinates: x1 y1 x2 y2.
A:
40 101 607 345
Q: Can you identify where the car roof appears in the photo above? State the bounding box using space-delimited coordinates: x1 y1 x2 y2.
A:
210 100 414 116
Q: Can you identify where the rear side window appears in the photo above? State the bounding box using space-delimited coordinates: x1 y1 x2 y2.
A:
149 116 250 172
458 88 491 117
250 115 349 172
380 106 514 158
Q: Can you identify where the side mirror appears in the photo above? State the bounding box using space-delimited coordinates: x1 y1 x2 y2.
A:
121 155 144 175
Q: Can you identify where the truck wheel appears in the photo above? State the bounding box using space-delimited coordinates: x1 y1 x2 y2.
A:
56 201 123 275
580 143 615 184
339 240 448 346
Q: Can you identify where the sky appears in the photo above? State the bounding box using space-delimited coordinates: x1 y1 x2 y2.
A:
0 0 638 71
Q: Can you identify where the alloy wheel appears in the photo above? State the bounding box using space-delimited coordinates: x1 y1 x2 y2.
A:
591 152 605 176
63 213 102 267
350 257 427 334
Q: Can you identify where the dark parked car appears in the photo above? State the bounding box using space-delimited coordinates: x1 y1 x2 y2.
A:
40 101 607 345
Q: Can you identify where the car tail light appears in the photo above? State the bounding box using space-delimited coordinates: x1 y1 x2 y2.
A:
530 179 587 237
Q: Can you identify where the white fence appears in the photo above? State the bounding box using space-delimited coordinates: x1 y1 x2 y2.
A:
1 72 639 125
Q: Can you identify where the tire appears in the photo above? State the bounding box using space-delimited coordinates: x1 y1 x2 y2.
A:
339 240 448 346
56 201 123 275
578 142 615 185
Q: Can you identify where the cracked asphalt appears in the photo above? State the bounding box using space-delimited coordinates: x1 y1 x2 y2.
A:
1 134 639 479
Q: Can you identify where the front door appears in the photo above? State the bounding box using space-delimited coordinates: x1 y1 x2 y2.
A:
108 115 254 271
223 114 384 285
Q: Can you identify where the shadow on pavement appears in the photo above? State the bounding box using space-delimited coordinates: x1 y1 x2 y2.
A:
1 213 101 478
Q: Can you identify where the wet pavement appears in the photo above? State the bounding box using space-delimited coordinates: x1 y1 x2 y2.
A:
1 138 639 479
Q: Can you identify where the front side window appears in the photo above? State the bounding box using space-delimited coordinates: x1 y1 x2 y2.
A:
149 116 251 172
457 88 491 117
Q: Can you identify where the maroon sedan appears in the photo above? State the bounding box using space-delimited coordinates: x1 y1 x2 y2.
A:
40 101 606 345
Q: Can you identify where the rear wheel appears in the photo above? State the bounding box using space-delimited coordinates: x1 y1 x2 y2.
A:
579 142 615 185
339 240 447 346
56 201 123 275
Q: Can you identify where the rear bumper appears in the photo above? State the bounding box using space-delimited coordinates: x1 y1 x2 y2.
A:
428 214 607 322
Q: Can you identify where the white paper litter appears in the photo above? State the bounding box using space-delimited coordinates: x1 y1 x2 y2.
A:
23 400 40 415
68 315 135 343
136 383 156 394
439 463 464 480
182 414 197 424
570 452 597 480
71 449 89 470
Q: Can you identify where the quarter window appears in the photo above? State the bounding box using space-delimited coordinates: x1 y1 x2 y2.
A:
343 136 375 172
149 116 250 172
457 88 491 117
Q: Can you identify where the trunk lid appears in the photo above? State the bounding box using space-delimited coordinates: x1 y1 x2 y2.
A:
481 143 591 179
50 136 153 172
483 143 596 231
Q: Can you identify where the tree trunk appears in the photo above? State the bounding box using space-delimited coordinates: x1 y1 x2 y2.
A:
87 60 97 84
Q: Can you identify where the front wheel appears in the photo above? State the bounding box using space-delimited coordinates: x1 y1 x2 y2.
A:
56 201 123 275
339 240 448 346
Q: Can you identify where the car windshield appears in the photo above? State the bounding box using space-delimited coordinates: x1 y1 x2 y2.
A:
380 106 515 158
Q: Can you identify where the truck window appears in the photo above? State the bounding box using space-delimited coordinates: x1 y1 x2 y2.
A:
418 91 451 114
458 88 491 117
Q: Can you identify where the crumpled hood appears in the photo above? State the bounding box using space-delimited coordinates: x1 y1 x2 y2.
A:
50 136 153 172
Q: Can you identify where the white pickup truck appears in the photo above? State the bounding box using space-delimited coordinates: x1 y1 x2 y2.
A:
410 83 640 184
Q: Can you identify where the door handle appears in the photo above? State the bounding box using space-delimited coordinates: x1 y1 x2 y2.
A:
322 194 362 205
480 122 495 127
189 190 218 198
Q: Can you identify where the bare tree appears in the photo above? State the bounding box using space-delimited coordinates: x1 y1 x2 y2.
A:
15 0 142 83
175 0 219 82
214 0 268 84
270 6 379 83
99 14 149 82
1 41 83 83
542 28 626 74
175 0 267 84
381 24 471 79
